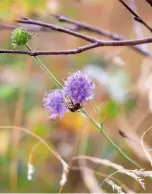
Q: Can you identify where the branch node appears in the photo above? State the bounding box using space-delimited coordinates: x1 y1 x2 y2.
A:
134 16 142 23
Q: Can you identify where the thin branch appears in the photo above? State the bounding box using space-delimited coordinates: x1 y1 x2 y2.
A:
1 36 152 56
17 18 97 43
0 17 152 56
144 0 152 7
53 14 151 57
53 14 122 40
0 15 151 56
129 0 149 51
0 43 98 56
119 0 152 33
0 23 17 30
0 22 76 32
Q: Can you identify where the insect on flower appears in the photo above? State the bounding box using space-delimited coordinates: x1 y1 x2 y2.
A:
43 70 95 119
68 99 83 112
64 96 83 112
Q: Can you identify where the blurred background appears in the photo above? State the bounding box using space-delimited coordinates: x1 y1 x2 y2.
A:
0 0 152 193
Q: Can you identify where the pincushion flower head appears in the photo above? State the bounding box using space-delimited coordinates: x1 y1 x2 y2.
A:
64 70 95 104
11 27 32 47
43 89 67 119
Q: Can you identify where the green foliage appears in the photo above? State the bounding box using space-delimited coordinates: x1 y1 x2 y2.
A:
33 123 51 137
123 97 137 114
0 85 16 101
101 97 137 120
0 0 13 19
0 0 47 19
102 100 120 119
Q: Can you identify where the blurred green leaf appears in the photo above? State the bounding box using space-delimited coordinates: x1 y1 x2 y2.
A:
0 0 13 19
102 100 120 119
0 0 47 19
102 142 117 159
0 85 16 100
33 123 51 137
22 0 47 14
123 97 137 114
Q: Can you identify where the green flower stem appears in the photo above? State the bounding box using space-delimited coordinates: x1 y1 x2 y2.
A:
26 44 62 88
81 108 141 169
101 130 141 168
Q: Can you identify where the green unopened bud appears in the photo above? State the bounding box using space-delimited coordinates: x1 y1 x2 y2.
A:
11 27 32 47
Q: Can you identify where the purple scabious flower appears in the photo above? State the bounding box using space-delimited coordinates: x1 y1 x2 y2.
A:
43 89 67 119
64 70 95 104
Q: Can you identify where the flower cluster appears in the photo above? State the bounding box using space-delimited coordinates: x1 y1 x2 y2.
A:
64 71 95 104
43 70 95 119
43 89 67 119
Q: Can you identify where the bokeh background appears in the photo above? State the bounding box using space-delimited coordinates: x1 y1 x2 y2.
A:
0 0 152 193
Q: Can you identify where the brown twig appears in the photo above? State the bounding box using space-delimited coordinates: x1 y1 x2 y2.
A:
0 17 152 56
17 17 152 46
0 23 17 30
0 22 74 32
0 16 150 56
18 17 152 57
0 16 151 56
1 35 152 56
128 0 149 51
53 14 151 57
119 0 152 33
17 18 97 43
53 14 123 40
144 0 152 7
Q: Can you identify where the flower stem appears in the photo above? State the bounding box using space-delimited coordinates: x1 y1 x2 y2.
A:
101 130 141 168
26 44 62 88
81 108 141 169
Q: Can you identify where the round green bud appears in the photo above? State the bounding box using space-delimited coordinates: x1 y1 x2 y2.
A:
11 27 32 47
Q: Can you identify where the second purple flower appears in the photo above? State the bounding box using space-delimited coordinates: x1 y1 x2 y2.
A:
43 89 67 119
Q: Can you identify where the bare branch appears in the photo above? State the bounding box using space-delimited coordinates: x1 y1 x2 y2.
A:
1 36 152 56
0 16 152 57
0 43 98 56
53 14 151 57
129 0 149 51
17 18 97 43
0 23 49 32
0 22 75 32
0 23 17 30
0 14 151 57
119 0 152 33
53 14 122 40
144 0 152 7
